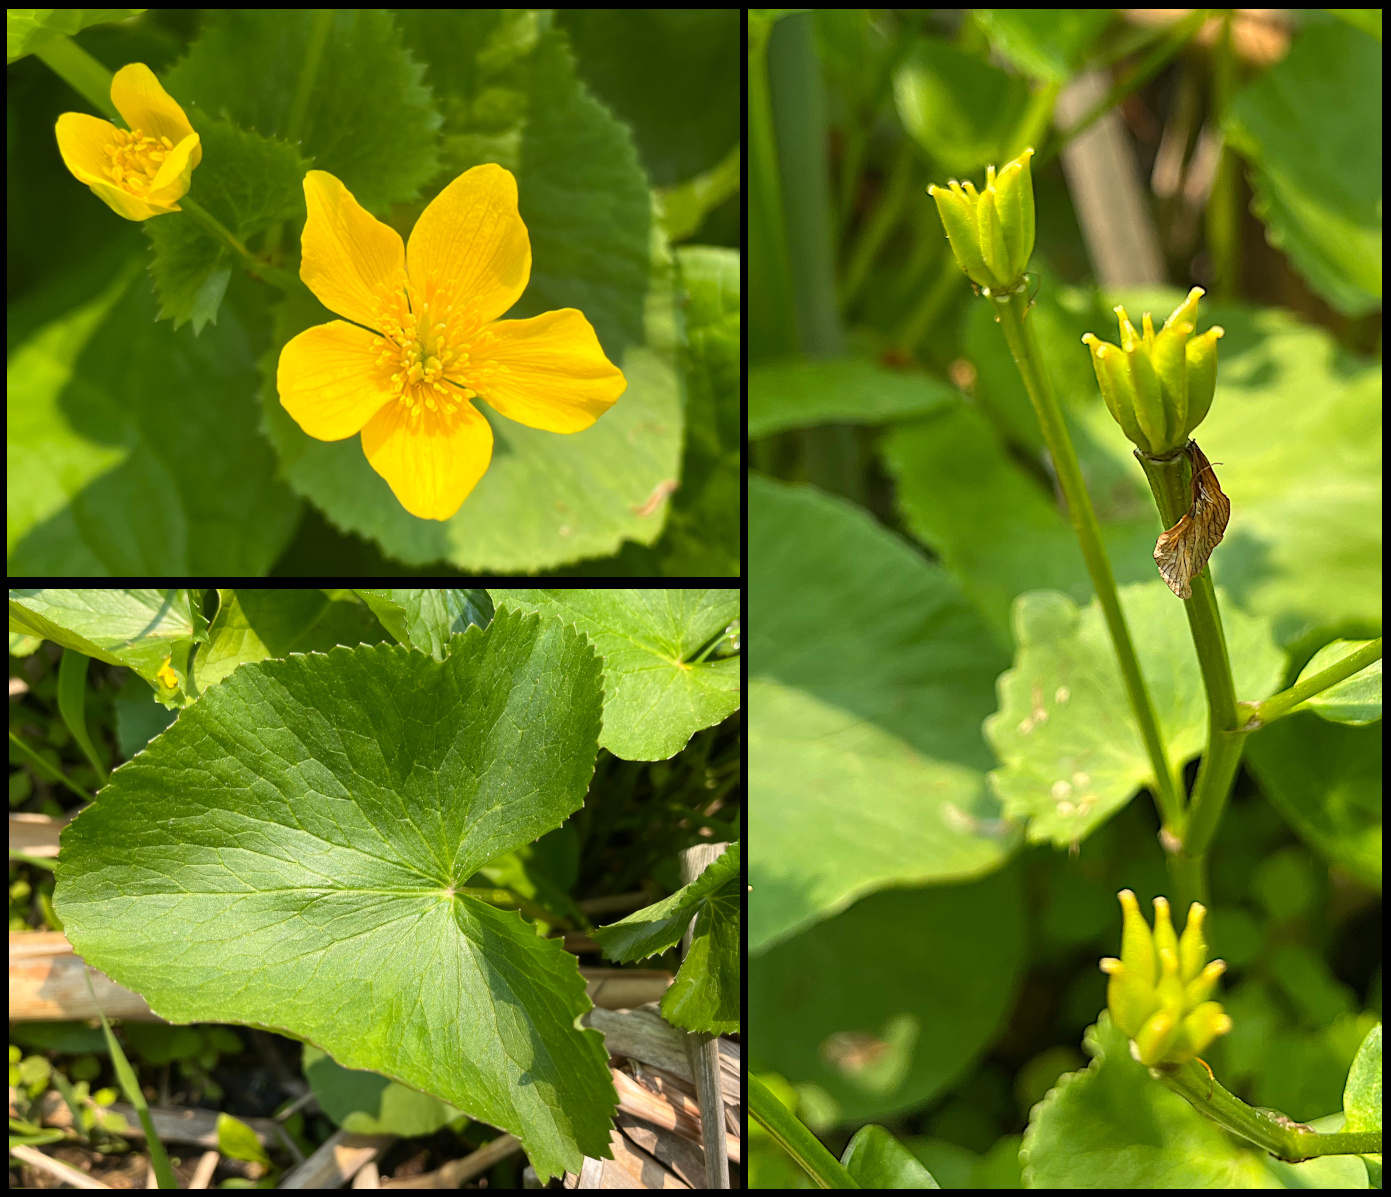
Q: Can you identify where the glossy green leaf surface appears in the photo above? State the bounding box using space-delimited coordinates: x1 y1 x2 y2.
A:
592 842 740 1034
490 589 741 760
303 1043 466 1138
751 865 1024 1123
353 588 493 661
1244 712 1382 889
54 606 616 1181
194 589 389 694
842 1123 940 1188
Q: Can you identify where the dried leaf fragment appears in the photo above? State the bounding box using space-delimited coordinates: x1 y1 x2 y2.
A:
1154 440 1230 599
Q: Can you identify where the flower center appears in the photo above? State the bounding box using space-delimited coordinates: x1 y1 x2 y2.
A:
367 271 506 433
103 127 175 197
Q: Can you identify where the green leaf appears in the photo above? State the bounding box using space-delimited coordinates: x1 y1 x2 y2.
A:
9 588 207 701
1244 712 1382 889
1224 22 1381 317
353 589 494 661
194 589 391 694
6 259 301 576
1293 640 1382 726
217 1112 272 1167
1021 1012 1366 1187
489 589 741 760
592 843 740 1035
303 1044 466 1138
751 356 959 440
749 474 1017 955
751 866 1024 1123
986 583 1286 847
652 245 741 578
842 1124 940 1188
54 607 616 1181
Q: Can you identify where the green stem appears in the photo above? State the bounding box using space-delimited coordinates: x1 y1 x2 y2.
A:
991 287 1182 827
1134 448 1242 871
749 1074 859 1188
1250 637 1382 728
177 198 300 292
1156 1058 1382 1162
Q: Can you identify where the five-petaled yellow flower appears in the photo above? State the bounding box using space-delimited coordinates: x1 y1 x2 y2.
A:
55 63 201 221
276 164 627 520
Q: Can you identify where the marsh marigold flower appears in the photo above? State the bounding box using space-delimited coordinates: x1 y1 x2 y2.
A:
276 164 627 521
55 63 201 221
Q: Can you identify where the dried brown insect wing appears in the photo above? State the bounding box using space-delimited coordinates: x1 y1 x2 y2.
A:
1154 440 1230 599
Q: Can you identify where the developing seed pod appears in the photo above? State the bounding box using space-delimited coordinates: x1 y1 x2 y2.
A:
1083 288 1224 457
1099 890 1232 1066
927 148 1036 295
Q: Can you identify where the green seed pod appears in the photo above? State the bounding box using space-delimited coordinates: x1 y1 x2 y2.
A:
1083 288 1224 457
928 148 1036 294
1100 890 1231 1066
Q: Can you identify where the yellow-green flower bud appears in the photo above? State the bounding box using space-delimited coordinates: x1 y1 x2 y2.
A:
1099 890 1231 1066
1082 288 1224 457
927 148 1036 294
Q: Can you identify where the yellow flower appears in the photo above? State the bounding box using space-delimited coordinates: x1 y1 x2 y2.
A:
276 165 627 521
55 63 201 220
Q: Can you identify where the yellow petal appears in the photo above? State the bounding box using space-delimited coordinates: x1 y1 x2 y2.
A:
277 321 393 440
407 163 531 326
361 395 494 521
479 309 626 433
110 63 201 171
300 171 408 329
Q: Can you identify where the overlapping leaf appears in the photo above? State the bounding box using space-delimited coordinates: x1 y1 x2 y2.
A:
9 588 206 700
592 842 740 1035
54 607 616 1181
489 589 740 760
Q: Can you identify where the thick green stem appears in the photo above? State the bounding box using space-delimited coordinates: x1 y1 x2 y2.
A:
992 287 1182 826
1135 449 1242 868
1156 1058 1381 1162
750 1074 859 1189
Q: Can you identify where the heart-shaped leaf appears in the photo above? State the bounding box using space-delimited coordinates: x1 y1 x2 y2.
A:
54 606 616 1181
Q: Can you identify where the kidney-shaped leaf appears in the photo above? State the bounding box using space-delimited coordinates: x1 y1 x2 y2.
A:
54 606 616 1181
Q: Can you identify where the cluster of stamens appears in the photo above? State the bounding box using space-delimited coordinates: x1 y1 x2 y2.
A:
367 271 506 433
102 127 174 197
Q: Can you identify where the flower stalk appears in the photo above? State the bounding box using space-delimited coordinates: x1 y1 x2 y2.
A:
988 285 1184 827
750 1074 859 1189
1155 1056 1382 1162
927 149 1182 826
